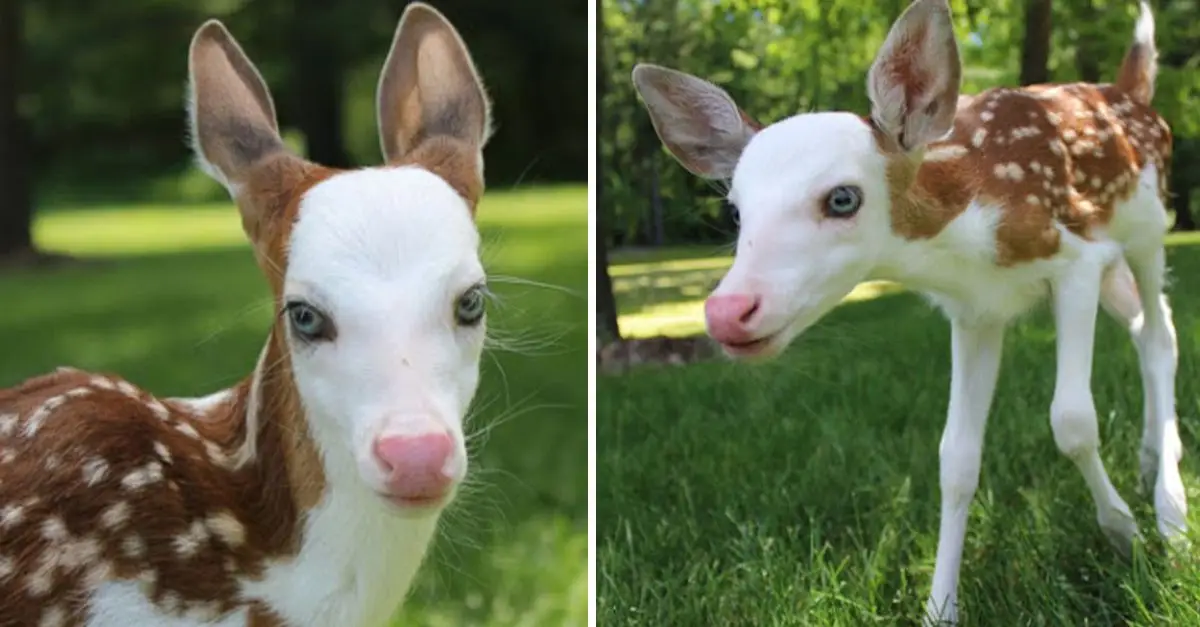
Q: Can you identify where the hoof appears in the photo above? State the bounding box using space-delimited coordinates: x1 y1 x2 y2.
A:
1098 504 1141 558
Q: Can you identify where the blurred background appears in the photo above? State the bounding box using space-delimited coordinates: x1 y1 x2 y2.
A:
597 0 1200 344
1 1 586 625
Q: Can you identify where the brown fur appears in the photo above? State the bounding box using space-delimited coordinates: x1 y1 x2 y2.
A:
0 363 304 625
882 82 1172 265
395 136 483 211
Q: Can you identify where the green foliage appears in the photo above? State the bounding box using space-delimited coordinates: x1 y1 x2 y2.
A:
20 0 585 199
0 185 588 626
597 238 1200 626
600 0 1200 246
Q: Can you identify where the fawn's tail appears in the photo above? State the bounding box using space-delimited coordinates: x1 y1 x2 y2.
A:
1115 1 1159 105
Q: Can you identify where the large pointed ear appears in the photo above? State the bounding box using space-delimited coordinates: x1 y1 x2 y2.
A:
187 20 316 246
866 0 962 153
376 3 491 166
187 20 292 194
631 64 759 180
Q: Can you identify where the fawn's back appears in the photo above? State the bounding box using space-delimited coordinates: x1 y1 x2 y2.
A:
909 81 1172 265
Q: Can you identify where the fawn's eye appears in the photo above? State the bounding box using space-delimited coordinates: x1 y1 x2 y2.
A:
285 301 335 342
455 286 487 327
824 185 863 218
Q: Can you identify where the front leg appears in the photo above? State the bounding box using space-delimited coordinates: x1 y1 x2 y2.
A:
925 319 1005 626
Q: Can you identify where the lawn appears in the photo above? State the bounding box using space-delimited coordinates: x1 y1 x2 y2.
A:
0 184 588 627
598 238 1200 626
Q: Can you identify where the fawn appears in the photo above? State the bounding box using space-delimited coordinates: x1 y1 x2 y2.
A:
632 0 1185 624
0 3 494 625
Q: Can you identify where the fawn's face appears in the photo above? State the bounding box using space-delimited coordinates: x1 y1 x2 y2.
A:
712 113 894 359
633 0 962 361
188 3 492 514
284 168 484 510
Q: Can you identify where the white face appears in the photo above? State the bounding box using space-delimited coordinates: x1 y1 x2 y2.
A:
708 112 893 360
283 166 485 514
634 0 963 363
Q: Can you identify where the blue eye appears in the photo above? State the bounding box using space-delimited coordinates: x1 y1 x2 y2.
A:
286 302 334 341
825 185 863 217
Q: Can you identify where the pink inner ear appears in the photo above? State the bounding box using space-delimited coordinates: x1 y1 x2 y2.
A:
738 109 764 132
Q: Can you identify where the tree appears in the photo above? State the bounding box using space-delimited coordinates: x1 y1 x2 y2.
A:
288 0 352 168
0 0 35 263
596 0 620 342
1020 0 1052 85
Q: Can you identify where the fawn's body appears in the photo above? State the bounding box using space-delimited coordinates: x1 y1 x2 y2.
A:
0 3 495 626
0 365 430 626
633 1 1184 624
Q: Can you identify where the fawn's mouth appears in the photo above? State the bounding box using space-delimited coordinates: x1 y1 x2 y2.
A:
379 492 452 514
719 331 780 359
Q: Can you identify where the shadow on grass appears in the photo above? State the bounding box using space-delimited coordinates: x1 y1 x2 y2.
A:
2 196 588 626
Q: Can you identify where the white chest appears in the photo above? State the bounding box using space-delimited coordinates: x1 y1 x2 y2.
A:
242 489 440 627
877 201 1120 324
84 492 438 627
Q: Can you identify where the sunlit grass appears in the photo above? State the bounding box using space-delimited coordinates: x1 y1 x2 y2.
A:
6 184 587 627
599 236 1200 625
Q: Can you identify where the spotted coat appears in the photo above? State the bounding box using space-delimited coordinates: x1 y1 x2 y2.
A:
0 347 316 626
885 82 1172 265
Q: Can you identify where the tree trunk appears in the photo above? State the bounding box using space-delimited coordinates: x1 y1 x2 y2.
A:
291 2 351 168
1020 0 1052 86
0 0 34 260
1073 0 1101 82
596 200 622 343
595 0 621 342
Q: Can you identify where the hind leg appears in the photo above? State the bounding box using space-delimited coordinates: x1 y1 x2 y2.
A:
1099 258 1160 496
1122 245 1188 540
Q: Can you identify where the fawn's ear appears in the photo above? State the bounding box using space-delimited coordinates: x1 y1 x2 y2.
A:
187 20 294 194
188 20 318 247
866 0 962 153
632 64 759 180
376 3 491 165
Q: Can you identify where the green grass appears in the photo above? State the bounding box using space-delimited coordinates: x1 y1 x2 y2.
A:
0 184 587 627
599 241 1200 626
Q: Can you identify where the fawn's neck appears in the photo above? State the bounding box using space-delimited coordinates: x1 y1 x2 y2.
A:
169 331 327 557
865 152 1075 323
215 333 440 624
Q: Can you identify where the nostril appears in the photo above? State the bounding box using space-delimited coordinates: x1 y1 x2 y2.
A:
739 296 761 324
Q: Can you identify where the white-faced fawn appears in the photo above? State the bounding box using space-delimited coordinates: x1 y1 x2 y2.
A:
0 3 495 625
632 1 1184 624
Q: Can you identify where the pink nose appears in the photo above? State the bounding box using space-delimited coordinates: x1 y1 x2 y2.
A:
705 293 761 344
372 432 455 503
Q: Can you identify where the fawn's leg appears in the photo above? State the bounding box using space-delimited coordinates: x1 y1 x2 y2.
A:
1099 259 1156 495
1051 259 1139 553
1125 244 1188 540
925 319 1004 627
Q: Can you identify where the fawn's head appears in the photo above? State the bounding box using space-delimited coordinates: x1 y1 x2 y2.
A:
187 3 491 514
633 0 961 360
